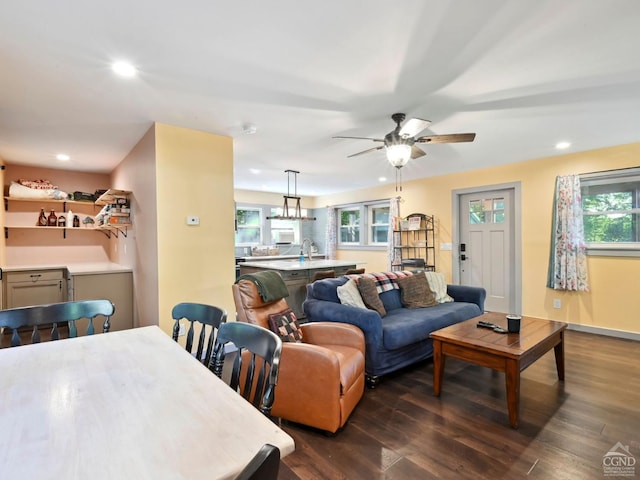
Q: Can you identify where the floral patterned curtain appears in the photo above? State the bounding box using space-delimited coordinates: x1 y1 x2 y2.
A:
387 197 401 270
325 206 337 260
546 175 589 291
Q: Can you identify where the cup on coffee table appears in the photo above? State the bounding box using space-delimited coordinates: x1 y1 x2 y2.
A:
506 314 521 333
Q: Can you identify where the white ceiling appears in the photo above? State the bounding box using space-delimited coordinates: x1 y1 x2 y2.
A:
2 1 640 196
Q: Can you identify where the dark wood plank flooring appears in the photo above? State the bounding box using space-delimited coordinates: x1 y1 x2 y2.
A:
278 330 640 479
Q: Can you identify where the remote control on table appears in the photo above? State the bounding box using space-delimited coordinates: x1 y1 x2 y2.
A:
476 320 508 334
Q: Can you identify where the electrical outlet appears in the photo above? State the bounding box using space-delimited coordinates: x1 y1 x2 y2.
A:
178 323 186 336
553 299 561 309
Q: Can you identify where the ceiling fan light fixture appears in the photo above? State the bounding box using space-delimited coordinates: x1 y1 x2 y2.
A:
386 144 411 168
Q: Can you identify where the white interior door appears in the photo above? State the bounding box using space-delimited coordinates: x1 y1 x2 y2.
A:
459 189 515 313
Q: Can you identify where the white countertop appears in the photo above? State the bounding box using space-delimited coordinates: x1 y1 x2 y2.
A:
2 262 132 275
240 259 362 271
236 254 325 261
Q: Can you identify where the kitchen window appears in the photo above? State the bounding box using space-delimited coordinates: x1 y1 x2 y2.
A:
581 167 640 256
269 207 303 244
235 207 262 245
235 205 304 246
338 202 389 248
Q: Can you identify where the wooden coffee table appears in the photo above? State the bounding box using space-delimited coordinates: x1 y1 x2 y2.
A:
430 312 567 428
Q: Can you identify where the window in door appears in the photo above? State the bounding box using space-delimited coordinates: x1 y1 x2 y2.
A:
469 198 505 224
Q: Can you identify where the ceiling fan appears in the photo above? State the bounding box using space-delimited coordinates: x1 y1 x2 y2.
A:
334 113 476 168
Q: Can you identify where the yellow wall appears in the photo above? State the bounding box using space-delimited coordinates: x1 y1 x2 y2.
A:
312 142 640 335
154 123 235 334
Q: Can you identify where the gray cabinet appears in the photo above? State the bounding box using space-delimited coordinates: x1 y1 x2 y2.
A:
279 270 309 319
70 272 133 332
4 269 66 309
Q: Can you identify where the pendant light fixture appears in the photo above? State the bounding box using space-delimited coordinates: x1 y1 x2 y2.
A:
266 170 316 221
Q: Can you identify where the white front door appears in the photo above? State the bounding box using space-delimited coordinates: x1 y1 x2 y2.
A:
459 188 515 313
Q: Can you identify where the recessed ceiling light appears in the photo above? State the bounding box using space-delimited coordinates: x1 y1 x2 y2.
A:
112 61 137 77
249 168 261 175
243 123 257 135
555 141 571 150
378 177 387 182
56 153 70 161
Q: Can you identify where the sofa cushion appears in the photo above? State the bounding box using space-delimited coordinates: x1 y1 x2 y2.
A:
336 278 367 309
396 274 438 308
379 289 403 312
310 276 348 303
268 308 303 342
381 302 483 350
357 277 386 317
424 271 454 303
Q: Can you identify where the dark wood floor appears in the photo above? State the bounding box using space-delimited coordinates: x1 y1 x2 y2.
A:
278 330 640 479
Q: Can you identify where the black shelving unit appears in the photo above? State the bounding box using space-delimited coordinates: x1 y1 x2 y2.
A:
391 213 435 271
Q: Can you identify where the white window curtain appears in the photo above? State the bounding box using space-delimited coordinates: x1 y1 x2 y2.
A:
387 197 401 270
325 206 337 260
546 174 589 291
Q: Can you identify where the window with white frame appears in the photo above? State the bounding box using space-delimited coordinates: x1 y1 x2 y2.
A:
581 167 640 255
338 202 389 247
235 205 304 246
268 207 303 244
235 207 262 245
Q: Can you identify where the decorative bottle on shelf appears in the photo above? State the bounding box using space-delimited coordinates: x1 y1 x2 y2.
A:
37 208 47 226
67 210 74 226
47 209 57 226
57 215 66 227
73 215 80 228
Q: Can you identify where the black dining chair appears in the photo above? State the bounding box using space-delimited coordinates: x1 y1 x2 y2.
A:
0 299 115 348
212 322 282 418
171 302 227 367
235 444 280 480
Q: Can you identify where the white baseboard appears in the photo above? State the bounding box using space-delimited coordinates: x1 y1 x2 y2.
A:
567 322 640 341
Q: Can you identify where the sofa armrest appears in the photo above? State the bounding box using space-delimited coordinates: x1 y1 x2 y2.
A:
303 299 383 345
447 284 486 311
300 322 364 351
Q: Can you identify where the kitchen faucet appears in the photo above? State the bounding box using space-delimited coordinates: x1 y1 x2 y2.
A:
301 238 314 261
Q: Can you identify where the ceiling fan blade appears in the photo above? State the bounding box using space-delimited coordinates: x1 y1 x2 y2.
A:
399 118 431 138
333 135 384 142
415 133 476 144
347 146 384 158
411 145 426 159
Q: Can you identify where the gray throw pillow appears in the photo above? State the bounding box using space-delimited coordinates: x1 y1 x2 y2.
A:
396 274 438 309
356 277 386 317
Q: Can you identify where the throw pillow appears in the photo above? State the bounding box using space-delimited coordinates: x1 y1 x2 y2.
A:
396 274 438 309
424 271 454 303
356 277 386 317
337 279 367 309
267 308 303 343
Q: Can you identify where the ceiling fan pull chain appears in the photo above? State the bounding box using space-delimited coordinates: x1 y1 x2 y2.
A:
395 167 403 192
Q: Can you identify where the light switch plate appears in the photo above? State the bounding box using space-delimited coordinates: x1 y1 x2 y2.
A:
187 216 199 225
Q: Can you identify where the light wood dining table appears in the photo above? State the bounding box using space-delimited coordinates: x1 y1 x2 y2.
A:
0 325 295 479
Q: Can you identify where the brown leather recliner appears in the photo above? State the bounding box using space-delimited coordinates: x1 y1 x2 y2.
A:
232 277 365 434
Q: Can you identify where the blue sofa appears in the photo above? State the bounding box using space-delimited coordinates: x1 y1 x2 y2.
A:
303 275 486 387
